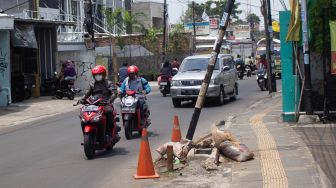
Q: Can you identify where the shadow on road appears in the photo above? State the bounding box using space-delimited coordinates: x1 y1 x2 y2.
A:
93 147 129 159
293 124 336 186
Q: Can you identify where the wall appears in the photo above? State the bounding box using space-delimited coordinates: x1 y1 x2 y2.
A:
0 31 11 106
132 2 152 29
56 50 96 93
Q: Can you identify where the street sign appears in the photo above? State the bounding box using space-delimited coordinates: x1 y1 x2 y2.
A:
184 22 210 36
209 18 218 29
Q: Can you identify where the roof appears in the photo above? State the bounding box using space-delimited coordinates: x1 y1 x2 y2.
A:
14 18 75 26
185 54 232 59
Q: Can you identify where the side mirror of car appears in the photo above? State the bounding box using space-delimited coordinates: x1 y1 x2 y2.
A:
222 66 230 72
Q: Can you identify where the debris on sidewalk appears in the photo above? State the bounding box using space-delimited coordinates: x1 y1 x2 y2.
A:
156 138 193 162
155 120 254 173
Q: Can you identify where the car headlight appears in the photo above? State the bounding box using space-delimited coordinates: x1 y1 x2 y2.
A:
172 80 181 86
209 79 216 85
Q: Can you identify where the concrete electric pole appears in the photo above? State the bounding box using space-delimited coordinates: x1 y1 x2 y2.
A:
186 0 236 140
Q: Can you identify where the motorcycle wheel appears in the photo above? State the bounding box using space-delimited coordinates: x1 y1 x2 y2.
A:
259 82 265 91
84 134 95 160
67 91 75 100
124 120 133 140
162 90 167 97
55 91 63 99
24 89 32 100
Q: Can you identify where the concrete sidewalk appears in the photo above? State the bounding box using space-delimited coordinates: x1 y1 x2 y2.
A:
0 96 81 131
146 93 331 188
228 94 331 188
0 81 158 132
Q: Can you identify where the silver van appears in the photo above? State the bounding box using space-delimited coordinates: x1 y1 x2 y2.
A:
171 54 238 107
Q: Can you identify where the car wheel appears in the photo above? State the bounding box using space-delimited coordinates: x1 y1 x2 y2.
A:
172 98 181 107
215 87 225 105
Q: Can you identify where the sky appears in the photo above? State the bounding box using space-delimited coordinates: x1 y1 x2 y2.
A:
163 0 290 26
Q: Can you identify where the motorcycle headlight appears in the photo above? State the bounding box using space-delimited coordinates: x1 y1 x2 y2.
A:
93 114 102 122
172 80 181 86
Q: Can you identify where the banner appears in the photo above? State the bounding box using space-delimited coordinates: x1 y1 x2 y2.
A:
330 21 336 74
10 24 38 48
286 0 300 41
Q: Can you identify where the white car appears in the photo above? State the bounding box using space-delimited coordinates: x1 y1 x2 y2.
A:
171 54 238 107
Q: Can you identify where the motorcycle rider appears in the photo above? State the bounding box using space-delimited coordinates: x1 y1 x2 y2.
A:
257 54 268 70
119 65 151 125
160 60 172 77
118 62 128 84
79 65 120 137
171 57 180 69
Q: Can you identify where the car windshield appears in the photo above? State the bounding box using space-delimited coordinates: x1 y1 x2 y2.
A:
179 58 219 72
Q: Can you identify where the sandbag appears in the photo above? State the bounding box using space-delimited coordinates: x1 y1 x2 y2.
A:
211 121 239 147
218 141 254 162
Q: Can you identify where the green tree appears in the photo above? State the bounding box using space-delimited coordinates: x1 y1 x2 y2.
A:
181 0 242 23
246 13 260 26
246 13 260 41
122 10 146 34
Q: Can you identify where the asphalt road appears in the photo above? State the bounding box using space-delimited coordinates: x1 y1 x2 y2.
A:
0 77 276 188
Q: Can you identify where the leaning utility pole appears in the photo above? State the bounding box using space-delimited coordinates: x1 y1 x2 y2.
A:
300 0 313 114
163 0 167 55
192 1 196 53
266 0 276 92
186 0 236 140
89 0 95 49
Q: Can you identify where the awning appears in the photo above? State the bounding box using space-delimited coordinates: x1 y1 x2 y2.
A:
10 24 37 48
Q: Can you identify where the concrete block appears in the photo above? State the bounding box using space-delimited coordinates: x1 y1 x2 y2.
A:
298 115 320 124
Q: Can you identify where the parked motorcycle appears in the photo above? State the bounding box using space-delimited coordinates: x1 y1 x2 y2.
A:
76 95 120 159
236 64 245 79
120 90 150 140
256 68 268 91
54 72 81 100
158 74 171 97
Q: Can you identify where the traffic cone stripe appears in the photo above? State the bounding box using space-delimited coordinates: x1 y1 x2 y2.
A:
171 115 182 142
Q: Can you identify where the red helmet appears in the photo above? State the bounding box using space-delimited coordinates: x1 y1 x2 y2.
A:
91 65 106 75
127 65 139 74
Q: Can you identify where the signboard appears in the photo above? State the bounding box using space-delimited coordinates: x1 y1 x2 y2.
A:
225 31 235 40
184 22 210 36
209 18 218 29
234 25 250 39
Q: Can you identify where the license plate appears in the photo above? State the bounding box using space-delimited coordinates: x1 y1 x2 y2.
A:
82 105 99 112
181 90 199 95
121 107 136 113
160 82 167 86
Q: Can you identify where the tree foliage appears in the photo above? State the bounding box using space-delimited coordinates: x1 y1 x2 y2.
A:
104 8 145 34
181 0 242 23
246 13 260 26
308 0 336 53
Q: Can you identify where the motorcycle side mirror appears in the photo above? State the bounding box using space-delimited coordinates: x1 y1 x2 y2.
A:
222 66 230 72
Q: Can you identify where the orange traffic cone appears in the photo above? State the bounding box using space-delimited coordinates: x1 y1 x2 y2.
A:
171 115 182 142
134 128 160 179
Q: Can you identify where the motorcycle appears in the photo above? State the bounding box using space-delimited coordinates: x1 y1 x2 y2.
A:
158 74 172 97
236 64 245 79
256 68 268 91
245 65 252 77
120 90 150 140
76 95 120 159
54 72 81 100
